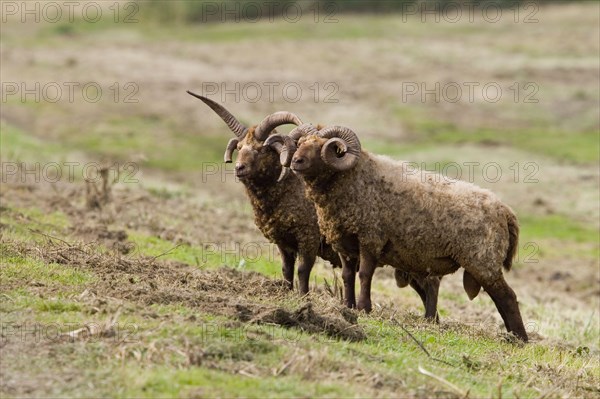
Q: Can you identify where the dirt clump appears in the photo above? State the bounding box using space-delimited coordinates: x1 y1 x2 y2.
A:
250 303 365 342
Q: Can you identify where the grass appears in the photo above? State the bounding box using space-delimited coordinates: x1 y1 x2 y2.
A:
125 367 352 398
2 198 599 397
127 231 282 278
516 214 600 261
389 106 600 164
2 238 599 397
1 117 227 174
0 252 94 289
2 3 599 397
13 12 412 46
0 206 70 241
0 122 70 163
66 115 226 170
520 214 600 244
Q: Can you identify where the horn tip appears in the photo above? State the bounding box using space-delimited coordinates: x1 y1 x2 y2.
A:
186 90 203 99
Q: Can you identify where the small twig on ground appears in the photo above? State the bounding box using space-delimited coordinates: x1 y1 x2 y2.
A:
418 366 469 398
150 244 183 261
391 318 455 367
273 350 298 377
28 228 73 247
238 369 258 379
0 293 15 302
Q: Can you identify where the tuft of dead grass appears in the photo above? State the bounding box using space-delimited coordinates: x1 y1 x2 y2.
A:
3 237 365 342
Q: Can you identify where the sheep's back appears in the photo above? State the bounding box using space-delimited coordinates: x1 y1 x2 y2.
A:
307 152 516 272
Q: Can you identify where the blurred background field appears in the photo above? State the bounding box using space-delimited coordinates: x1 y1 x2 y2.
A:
1 1 599 397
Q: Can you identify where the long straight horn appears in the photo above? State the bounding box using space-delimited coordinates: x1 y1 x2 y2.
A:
254 111 303 141
187 90 248 139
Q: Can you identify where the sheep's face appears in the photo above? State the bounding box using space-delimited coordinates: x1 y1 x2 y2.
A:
290 135 329 177
233 127 281 181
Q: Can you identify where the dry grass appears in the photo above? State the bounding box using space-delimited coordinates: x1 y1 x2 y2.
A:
1 2 599 397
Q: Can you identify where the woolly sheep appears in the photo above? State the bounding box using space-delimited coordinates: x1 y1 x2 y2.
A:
278 125 527 341
188 93 441 321
187 91 342 294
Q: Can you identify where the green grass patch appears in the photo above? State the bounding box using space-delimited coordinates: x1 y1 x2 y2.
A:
0 122 68 163
1 289 83 314
0 250 94 288
520 214 599 244
127 231 281 277
65 115 225 171
390 106 599 164
1 117 226 174
123 366 352 398
0 206 70 240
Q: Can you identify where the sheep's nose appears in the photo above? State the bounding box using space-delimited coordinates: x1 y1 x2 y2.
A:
292 156 305 165
235 163 246 172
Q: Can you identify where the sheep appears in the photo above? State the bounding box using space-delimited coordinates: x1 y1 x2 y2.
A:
277 125 528 341
187 91 341 294
187 92 441 321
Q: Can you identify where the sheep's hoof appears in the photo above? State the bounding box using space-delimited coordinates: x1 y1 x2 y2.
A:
357 300 372 313
425 313 440 324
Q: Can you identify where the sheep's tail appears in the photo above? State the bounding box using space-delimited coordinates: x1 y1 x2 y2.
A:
504 208 519 271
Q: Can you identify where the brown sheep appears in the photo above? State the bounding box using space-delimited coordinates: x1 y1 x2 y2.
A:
187 93 442 321
279 125 527 341
187 91 342 294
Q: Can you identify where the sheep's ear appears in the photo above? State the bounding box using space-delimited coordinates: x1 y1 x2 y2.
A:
463 271 481 300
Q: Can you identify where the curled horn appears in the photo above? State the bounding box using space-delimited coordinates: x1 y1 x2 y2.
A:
254 111 303 142
262 134 297 183
263 135 295 165
187 90 248 139
277 123 319 167
289 123 318 141
318 126 362 171
224 138 238 163
264 123 317 181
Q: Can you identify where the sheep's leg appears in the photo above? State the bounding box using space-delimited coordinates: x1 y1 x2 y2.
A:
417 277 441 323
408 278 428 311
426 278 441 323
278 246 296 291
340 256 357 308
482 276 528 342
357 250 377 313
297 253 316 295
